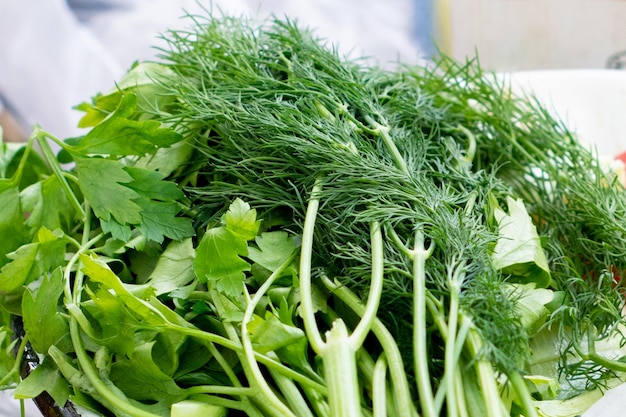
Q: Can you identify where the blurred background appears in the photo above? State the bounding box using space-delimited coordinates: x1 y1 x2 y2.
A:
3 0 626 143
0 0 429 145
1 0 626 415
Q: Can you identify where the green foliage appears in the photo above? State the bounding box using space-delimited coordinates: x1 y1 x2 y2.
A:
1 10 625 417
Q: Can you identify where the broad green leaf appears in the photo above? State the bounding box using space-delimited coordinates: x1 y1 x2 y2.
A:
247 231 298 273
0 327 18 387
14 356 71 406
22 268 71 353
71 94 181 156
74 156 142 225
81 284 140 356
75 91 122 128
109 341 186 402
135 197 194 243
76 62 176 129
0 181 28 265
21 176 73 234
194 227 250 297
492 196 551 288
148 238 196 295
135 139 195 177
124 167 184 201
506 283 555 334
80 254 158 323
222 198 261 241
0 228 66 295
247 312 305 354
100 218 133 242
0 244 38 294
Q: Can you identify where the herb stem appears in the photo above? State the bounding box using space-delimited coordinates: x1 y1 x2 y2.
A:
372 354 388 417
241 252 300 417
508 371 538 417
412 229 436 417
34 128 85 220
319 274 417 417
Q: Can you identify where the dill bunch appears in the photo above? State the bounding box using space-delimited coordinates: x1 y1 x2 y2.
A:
153 13 529 386
392 57 626 383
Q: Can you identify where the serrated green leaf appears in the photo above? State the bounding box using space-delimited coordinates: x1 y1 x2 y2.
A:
71 94 181 156
134 197 194 243
22 268 71 353
20 176 74 234
100 218 133 242
124 167 184 201
247 231 298 274
148 238 196 295
194 227 250 297
222 198 261 241
14 356 71 406
75 92 124 128
74 156 142 225
109 341 185 402
0 181 29 266
0 228 66 295
492 196 551 288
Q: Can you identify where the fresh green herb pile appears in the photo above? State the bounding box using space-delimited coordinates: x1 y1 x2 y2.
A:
1 11 626 417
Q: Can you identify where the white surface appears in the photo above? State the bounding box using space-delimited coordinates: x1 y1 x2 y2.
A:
581 382 626 417
503 69 626 156
0 391 39 417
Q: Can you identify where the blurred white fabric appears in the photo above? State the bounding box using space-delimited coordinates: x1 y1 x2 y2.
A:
0 0 425 141
0 1 425 415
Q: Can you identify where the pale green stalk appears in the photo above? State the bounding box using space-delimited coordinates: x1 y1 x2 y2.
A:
372 354 389 417
464 317 507 417
240 252 301 417
445 265 464 417
34 128 85 219
411 230 436 417
299 180 386 417
319 275 417 417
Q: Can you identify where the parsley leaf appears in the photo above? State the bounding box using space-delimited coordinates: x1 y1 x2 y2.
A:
194 227 250 296
194 198 261 296
74 156 142 226
70 94 181 156
248 231 298 274
0 228 66 295
21 268 71 354
0 181 29 266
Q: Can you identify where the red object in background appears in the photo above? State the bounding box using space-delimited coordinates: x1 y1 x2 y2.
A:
615 151 626 165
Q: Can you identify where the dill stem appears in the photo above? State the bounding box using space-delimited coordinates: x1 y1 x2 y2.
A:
412 229 436 417
453 366 469 417
241 252 301 417
465 319 506 417
366 116 410 177
299 180 326 352
319 275 417 417
372 354 389 417
445 276 461 417
508 371 539 417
